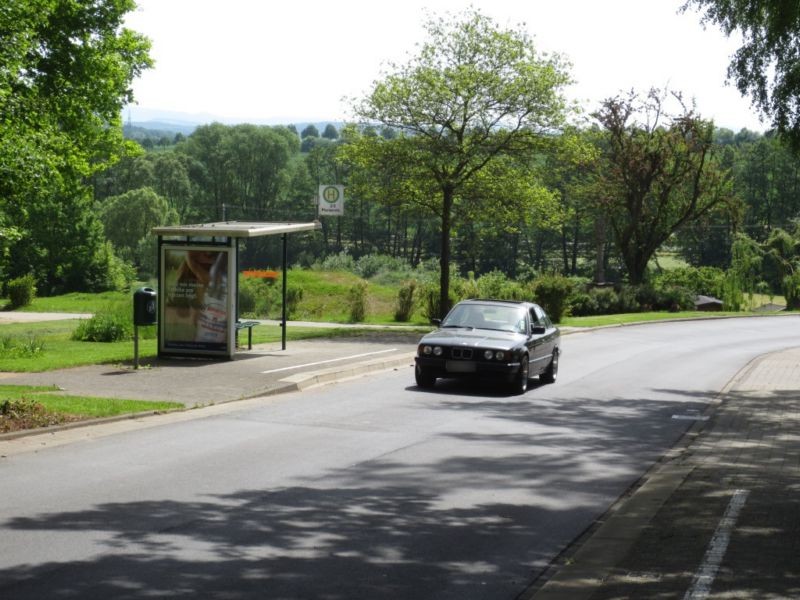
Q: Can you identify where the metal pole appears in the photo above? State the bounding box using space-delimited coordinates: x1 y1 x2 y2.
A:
281 232 287 351
134 325 139 369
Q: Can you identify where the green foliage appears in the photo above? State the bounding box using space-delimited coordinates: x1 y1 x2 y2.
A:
0 0 152 294
652 266 726 298
72 302 132 343
6 274 37 308
347 8 572 318
594 89 735 284
0 334 45 358
238 277 279 317
686 0 800 148
99 187 177 271
286 286 304 319
347 281 369 322
531 275 574 323
394 280 417 322
783 271 800 310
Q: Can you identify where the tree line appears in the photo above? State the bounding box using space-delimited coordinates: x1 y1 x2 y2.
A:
5 1 800 315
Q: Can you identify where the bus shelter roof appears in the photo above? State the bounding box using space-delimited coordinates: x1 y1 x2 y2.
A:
152 221 321 239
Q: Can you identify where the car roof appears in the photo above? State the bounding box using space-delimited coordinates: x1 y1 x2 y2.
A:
456 299 536 309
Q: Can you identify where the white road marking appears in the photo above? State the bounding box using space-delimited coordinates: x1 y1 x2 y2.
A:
261 348 398 374
683 489 750 600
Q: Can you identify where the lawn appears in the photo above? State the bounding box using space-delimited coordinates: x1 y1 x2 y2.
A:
0 384 183 433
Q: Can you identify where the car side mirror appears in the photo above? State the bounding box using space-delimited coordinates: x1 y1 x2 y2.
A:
431 318 442 326
531 324 546 335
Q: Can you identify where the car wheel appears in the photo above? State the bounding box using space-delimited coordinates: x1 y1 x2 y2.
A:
415 364 436 389
511 354 529 394
540 349 559 384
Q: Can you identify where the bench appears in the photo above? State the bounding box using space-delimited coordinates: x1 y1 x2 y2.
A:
235 320 260 350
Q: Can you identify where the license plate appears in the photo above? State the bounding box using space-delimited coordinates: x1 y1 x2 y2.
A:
446 360 476 373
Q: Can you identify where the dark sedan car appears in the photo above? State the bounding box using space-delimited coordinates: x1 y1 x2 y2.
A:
414 299 560 394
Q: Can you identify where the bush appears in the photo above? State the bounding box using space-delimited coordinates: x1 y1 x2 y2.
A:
355 254 411 279
532 275 573 323
6 274 37 308
394 280 417 322
568 291 600 316
286 285 303 319
418 282 458 322
347 280 369 322
73 312 131 342
317 251 356 273
239 277 278 317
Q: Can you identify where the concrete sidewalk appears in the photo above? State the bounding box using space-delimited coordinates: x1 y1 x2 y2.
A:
527 346 800 599
0 335 419 408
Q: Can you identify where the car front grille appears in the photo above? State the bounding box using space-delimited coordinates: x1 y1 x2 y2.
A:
450 347 473 360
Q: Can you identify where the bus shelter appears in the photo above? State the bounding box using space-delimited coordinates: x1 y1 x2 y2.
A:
151 221 321 360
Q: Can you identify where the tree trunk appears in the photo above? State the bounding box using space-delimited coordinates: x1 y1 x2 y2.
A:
439 187 454 319
593 214 607 284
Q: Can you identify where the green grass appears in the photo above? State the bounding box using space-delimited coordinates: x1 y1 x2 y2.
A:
286 270 429 324
561 310 768 328
0 384 182 420
14 290 130 313
0 318 424 373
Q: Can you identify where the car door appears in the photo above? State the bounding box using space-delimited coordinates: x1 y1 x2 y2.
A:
529 305 555 375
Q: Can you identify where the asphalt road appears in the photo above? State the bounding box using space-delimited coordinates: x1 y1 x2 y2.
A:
1 316 798 599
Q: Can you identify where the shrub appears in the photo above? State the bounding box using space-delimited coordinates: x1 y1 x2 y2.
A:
568 291 600 316
347 280 369 322
317 251 356 273
394 280 417 322
286 285 303 318
532 275 573 323
7 274 37 308
418 282 458 322
239 277 278 317
476 270 510 299
72 301 132 342
355 254 411 279
73 312 131 342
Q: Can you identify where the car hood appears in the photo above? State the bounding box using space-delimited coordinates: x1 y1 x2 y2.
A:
419 328 525 351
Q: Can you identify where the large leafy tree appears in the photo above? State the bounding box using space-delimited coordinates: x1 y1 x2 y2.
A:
594 89 736 285
1 0 152 290
684 0 800 147
346 9 572 316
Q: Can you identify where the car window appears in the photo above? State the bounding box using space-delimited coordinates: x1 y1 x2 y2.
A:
442 304 527 333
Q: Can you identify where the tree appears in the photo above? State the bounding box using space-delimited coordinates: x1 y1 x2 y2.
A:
1 0 152 290
99 187 177 272
593 89 736 285
684 0 800 147
347 9 572 316
322 124 339 140
301 124 320 139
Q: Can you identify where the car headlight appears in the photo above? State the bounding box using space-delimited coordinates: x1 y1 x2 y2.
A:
421 345 432 355
433 346 443 356
495 351 505 361
483 349 494 360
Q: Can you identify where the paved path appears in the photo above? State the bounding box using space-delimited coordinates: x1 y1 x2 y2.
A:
528 346 800 599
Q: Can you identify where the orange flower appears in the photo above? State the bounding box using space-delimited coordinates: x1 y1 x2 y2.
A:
242 269 279 280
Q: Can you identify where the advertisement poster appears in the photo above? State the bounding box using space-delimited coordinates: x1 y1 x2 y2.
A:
160 245 233 356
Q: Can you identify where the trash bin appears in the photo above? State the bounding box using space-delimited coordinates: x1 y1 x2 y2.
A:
133 287 157 326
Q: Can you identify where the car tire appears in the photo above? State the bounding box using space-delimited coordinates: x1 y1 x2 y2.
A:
511 354 529 395
415 364 436 389
540 349 559 384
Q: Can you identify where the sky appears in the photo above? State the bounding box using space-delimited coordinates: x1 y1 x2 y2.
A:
123 0 766 132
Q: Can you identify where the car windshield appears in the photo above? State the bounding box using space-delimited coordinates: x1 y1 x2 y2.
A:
441 303 528 333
